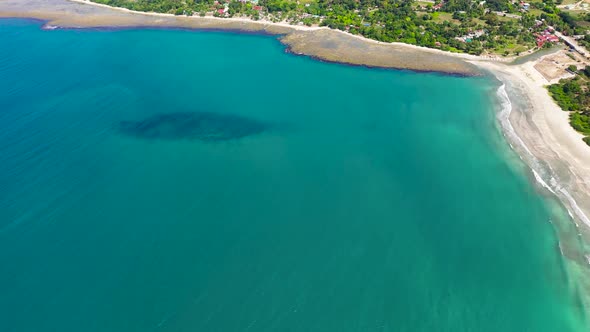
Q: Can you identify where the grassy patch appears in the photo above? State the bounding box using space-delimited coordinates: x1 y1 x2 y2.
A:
571 112 590 135
561 0 579 5
528 9 544 16
432 12 460 24
497 15 519 22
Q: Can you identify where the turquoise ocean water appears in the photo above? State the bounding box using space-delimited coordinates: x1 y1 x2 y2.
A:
0 19 587 331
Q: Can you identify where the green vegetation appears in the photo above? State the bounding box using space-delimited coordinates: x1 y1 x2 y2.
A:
89 0 590 61
571 111 590 134
548 69 590 145
92 0 588 55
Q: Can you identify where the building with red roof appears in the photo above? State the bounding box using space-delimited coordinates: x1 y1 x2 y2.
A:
536 33 560 47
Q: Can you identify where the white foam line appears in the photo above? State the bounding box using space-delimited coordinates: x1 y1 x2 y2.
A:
495 84 534 157
559 187 590 227
532 169 556 194
495 84 590 229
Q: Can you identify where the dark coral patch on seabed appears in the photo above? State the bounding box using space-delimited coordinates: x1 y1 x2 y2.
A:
118 111 269 142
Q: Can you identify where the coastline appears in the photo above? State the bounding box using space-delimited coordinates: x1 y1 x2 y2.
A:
68 0 509 63
2 0 590 315
0 0 482 76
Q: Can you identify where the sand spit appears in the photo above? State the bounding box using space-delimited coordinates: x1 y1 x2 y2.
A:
0 0 294 34
281 29 481 75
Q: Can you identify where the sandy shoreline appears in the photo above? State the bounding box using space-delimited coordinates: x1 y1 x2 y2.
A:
473 60 590 226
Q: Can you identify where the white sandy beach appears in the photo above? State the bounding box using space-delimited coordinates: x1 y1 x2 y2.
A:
473 60 590 228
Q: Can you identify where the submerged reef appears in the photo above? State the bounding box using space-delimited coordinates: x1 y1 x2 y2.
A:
119 112 268 142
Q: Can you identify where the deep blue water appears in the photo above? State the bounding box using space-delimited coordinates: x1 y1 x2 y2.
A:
0 18 586 331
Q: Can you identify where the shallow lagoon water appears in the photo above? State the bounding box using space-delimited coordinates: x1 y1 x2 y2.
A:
0 19 587 331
